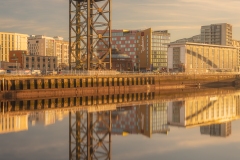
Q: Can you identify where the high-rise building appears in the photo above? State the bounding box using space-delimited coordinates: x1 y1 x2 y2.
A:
136 28 170 71
0 32 28 62
200 23 232 46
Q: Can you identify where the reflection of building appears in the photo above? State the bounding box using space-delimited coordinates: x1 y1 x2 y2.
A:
167 42 238 72
168 94 240 128
200 122 231 137
152 103 169 135
0 32 28 62
0 114 28 134
28 111 68 126
136 28 170 71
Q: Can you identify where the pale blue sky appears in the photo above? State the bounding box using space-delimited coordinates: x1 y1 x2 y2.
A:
1 0 240 41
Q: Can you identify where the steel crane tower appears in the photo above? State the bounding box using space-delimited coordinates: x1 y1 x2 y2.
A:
69 0 112 70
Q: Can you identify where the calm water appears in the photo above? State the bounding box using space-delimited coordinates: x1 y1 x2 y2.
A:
1 88 240 160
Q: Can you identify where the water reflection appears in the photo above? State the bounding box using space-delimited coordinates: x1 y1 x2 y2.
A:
0 88 240 159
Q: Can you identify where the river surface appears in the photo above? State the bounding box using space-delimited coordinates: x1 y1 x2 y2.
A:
1 88 240 160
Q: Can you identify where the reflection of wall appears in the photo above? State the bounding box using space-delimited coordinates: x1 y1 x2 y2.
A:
168 94 240 128
0 114 28 134
200 122 231 137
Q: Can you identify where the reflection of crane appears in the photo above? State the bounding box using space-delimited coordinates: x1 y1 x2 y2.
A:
69 110 111 160
69 0 112 70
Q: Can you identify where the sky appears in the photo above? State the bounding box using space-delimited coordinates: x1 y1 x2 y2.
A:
1 0 240 42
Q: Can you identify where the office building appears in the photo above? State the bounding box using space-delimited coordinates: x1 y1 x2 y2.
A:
136 28 170 71
0 32 28 62
201 23 232 46
167 42 238 72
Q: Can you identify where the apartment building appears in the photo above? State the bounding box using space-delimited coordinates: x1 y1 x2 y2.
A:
201 23 232 46
0 32 28 62
167 42 238 72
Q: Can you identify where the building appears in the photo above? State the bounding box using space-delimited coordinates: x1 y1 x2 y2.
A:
54 36 69 68
0 32 28 62
97 30 138 68
22 54 57 71
232 39 240 66
136 28 170 71
9 50 28 69
171 35 201 44
104 49 133 71
167 42 238 73
28 35 55 56
200 23 232 46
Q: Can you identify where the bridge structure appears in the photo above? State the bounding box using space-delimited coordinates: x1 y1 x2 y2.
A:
69 0 112 70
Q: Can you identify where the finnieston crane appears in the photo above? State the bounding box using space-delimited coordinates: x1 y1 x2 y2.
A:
69 0 112 71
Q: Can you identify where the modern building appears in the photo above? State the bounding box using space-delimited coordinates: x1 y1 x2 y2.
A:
104 49 133 71
171 35 201 44
167 42 238 73
0 32 28 62
200 23 232 46
136 28 170 71
97 29 138 68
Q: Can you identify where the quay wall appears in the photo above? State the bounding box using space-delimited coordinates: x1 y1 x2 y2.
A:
0 73 239 99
